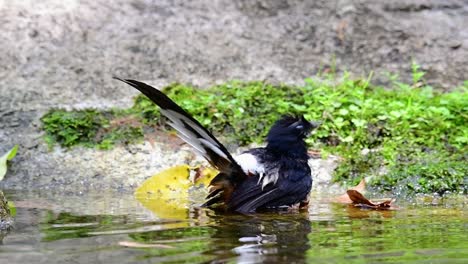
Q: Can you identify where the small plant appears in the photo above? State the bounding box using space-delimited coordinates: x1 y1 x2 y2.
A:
41 109 144 149
0 145 18 181
41 109 106 148
411 60 426 85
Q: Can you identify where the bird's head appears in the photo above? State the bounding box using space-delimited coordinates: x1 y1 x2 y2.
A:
266 115 320 152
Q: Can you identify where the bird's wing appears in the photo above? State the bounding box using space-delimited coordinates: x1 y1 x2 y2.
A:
230 175 310 213
114 77 239 173
234 188 284 213
234 149 283 189
227 156 312 213
115 77 250 207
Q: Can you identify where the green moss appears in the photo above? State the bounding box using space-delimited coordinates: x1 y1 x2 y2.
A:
41 109 107 148
41 109 144 149
40 69 467 194
376 153 467 195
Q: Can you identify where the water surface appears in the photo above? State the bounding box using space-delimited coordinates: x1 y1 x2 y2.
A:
1 190 466 263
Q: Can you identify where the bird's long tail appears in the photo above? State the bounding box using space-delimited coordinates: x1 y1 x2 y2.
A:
114 77 245 207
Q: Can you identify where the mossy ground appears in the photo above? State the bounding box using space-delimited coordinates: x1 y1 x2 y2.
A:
41 69 467 195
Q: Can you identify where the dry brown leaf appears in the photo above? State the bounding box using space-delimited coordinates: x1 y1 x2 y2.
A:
333 178 366 204
347 190 395 210
346 190 374 206
332 179 396 210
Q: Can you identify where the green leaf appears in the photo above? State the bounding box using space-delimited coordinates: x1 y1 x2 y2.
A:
351 118 367 128
341 135 354 143
338 109 349 115
8 201 16 217
0 145 19 181
349 105 359 112
7 145 18 160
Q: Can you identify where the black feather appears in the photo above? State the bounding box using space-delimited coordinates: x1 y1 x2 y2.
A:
227 145 312 213
114 77 243 176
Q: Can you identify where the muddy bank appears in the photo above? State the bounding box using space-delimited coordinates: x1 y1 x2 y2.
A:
1 0 467 192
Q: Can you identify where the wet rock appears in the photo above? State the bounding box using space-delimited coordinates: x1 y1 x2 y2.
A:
309 155 341 193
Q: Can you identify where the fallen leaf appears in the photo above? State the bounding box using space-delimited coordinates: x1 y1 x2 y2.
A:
135 165 192 219
134 165 216 219
347 190 395 210
192 165 218 186
0 145 18 181
333 178 366 204
118 241 174 249
332 178 396 210
346 190 374 206
135 165 192 198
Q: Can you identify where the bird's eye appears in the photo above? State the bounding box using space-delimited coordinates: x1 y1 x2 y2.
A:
295 125 304 130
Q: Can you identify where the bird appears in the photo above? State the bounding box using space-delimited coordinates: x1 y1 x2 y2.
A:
114 77 319 213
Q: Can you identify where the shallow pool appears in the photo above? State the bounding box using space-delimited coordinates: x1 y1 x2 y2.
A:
1 190 466 263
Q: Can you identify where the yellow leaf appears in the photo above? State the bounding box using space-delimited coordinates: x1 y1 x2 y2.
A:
135 165 191 219
134 165 217 219
135 165 191 199
192 166 218 187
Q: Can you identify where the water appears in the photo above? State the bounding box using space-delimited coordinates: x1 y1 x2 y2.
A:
1 190 466 263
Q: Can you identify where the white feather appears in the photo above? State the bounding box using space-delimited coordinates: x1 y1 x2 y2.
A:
199 138 229 160
234 153 279 189
234 153 264 175
162 109 220 146
176 131 206 156
161 108 229 161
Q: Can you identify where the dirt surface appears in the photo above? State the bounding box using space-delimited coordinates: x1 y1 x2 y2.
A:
1 0 467 192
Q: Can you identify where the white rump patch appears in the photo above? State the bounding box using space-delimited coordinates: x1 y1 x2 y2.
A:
234 153 264 175
235 153 279 189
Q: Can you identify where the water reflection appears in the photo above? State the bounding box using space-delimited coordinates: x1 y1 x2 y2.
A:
345 205 395 219
1 190 467 263
206 211 312 263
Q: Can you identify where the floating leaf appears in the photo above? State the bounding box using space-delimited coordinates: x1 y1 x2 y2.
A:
136 165 191 198
333 179 395 210
135 165 217 219
0 145 18 181
347 190 395 210
135 165 192 219
333 179 366 204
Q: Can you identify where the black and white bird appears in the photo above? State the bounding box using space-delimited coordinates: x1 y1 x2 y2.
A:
115 78 319 213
